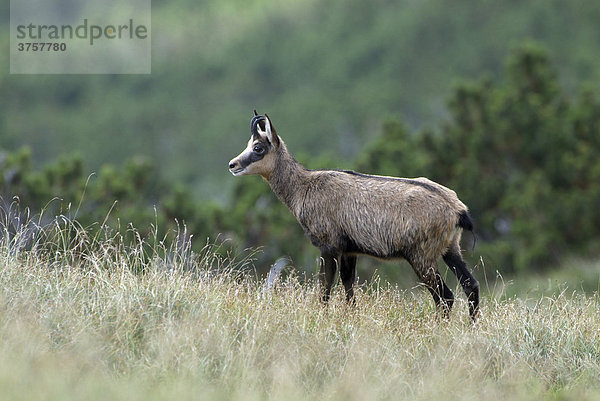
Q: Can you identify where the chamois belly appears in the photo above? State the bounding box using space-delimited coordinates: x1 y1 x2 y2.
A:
301 205 456 260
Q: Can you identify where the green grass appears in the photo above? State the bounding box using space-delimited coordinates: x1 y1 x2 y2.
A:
0 216 599 400
501 258 600 298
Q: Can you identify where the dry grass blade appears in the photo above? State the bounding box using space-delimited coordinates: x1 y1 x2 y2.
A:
0 205 599 401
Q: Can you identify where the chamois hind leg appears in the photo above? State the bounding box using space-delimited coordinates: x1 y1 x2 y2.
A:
443 244 480 321
319 252 338 303
340 254 357 304
411 258 454 318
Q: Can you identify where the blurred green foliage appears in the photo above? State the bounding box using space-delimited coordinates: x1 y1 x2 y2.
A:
358 44 600 273
2 44 600 277
3 0 600 277
2 0 600 200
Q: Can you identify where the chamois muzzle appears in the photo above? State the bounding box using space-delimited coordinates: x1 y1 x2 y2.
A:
228 158 245 176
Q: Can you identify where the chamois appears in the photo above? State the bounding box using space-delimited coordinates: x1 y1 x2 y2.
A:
228 111 480 320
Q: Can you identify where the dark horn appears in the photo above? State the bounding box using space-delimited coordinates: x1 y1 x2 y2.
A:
251 112 265 139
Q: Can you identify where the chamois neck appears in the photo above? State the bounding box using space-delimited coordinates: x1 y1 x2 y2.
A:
267 144 310 209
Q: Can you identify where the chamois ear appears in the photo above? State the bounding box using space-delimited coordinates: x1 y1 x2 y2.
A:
263 113 280 146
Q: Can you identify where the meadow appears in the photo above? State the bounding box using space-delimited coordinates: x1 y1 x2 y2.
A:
0 215 599 401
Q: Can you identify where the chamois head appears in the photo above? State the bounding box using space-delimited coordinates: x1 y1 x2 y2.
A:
228 110 280 178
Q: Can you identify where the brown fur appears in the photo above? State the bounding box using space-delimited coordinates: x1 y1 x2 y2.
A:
229 113 479 320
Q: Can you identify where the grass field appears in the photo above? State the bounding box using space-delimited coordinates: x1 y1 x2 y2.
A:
0 215 599 401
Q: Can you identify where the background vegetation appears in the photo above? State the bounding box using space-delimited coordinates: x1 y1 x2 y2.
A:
3 44 600 281
2 1 600 282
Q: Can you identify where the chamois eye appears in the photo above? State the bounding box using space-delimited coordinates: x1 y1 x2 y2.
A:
253 145 265 154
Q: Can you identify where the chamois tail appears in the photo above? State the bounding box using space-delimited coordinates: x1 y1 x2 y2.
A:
457 210 473 231
457 210 476 252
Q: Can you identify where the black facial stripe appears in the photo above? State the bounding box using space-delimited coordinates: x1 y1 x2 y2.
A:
253 138 270 150
239 139 270 169
239 151 265 169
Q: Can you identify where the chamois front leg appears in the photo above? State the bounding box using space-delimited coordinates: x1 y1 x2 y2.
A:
340 254 357 304
319 252 337 303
